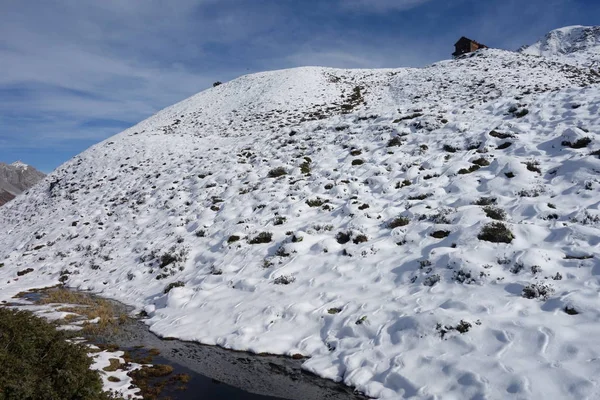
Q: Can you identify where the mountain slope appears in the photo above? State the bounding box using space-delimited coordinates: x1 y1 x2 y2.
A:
520 25 600 68
0 48 599 399
0 161 45 206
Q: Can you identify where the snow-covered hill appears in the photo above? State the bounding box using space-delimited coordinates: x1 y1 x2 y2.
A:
520 25 600 68
1 44 600 399
0 161 45 206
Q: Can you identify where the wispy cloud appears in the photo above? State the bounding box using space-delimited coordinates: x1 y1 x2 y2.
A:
339 0 434 13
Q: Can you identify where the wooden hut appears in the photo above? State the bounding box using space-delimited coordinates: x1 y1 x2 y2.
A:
453 37 488 58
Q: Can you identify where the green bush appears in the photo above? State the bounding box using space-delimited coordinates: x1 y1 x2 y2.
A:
267 167 287 178
0 308 113 400
388 216 410 228
482 206 507 221
477 222 514 243
248 232 272 244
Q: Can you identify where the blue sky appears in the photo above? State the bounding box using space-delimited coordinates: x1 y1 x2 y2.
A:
1 0 599 172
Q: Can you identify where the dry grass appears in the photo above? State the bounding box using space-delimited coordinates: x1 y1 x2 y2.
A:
20 287 129 335
103 358 123 372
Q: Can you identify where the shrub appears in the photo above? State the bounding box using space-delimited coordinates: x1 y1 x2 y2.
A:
564 306 579 315
423 274 441 287
273 275 295 285
562 137 591 149
396 179 411 189
531 265 542 275
473 196 497 206
489 130 514 139
443 144 459 153
473 197 498 206
482 206 507 221
248 232 272 244
436 320 472 339
430 230 450 239
522 283 554 300
159 253 179 268
452 269 476 284
353 234 368 244
0 308 109 400
300 157 311 174
408 193 432 201
195 229 206 237
387 137 403 147
274 216 286 225
552 272 563 280
212 81 222 87
471 157 490 167
17 268 34 276
477 222 514 243
388 216 410 228
458 165 480 174
336 231 351 244
306 197 328 207
164 281 185 294
510 262 525 274
268 167 287 178
512 108 529 118
227 235 241 244
525 160 541 173
351 159 365 166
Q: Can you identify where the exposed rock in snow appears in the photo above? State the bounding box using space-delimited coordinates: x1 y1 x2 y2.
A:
0 31 599 399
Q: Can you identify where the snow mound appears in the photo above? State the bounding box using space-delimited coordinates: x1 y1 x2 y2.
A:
1 44 600 399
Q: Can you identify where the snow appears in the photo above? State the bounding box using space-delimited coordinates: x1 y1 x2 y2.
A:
89 347 143 399
10 160 29 170
1 40 600 399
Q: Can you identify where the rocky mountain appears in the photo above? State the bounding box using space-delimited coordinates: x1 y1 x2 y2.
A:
0 161 45 206
0 30 599 399
520 25 600 68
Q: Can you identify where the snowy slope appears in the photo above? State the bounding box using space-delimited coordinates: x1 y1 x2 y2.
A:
520 25 600 68
1 47 600 399
0 161 45 206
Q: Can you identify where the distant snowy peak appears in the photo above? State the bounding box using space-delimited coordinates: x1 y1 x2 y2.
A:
0 161 45 206
520 25 600 67
11 160 29 169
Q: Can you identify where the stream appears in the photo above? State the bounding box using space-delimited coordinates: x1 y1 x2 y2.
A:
98 316 366 400
13 290 368 400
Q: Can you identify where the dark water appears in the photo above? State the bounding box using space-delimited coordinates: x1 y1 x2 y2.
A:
98 316 366 400
130 349 282 400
